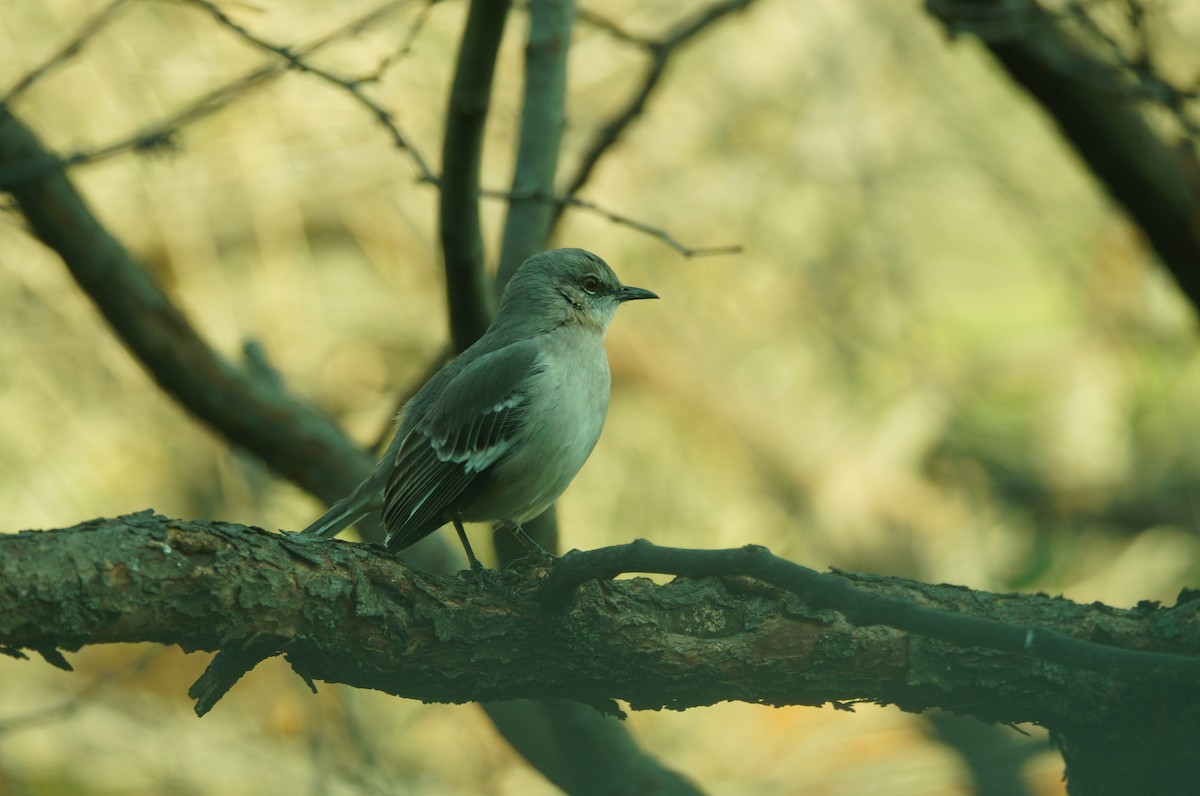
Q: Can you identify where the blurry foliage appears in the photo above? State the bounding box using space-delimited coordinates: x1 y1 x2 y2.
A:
1 0 1199 793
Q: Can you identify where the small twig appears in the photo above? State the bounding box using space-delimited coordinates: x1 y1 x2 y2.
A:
554 193 741 258
540 540 1200 681
557 0 759 225
576 8 652 47
0 0 422 188
3 0 132 103
496 188 741 257
370 0 438 77
183 0 435 182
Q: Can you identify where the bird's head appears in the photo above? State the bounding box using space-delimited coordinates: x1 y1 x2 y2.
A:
499 248 658 334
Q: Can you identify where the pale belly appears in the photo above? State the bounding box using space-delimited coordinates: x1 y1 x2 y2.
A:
462 341 610 525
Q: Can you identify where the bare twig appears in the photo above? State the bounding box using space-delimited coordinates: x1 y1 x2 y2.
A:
3 0 132 103
367 0 438 78
0 0 423 188
498 188 740 257
552 192 741 257
555 0 759 229
438 0 512 351
182 0 435 182
576 7 652 47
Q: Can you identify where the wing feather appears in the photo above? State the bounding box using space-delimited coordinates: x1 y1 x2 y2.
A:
381 341 541 551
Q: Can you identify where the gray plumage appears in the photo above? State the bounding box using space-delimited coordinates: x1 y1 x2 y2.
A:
300 247 657 564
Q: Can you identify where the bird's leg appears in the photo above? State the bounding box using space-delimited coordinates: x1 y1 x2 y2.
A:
512 525 559 567
451 515 485 574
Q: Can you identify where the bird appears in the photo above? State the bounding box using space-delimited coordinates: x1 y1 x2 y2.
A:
299 247 658 569
189 248 654 716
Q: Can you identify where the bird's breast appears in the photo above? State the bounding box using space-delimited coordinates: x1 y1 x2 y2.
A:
462 335 611 525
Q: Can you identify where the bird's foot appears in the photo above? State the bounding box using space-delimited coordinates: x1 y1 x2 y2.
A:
511 527 560 569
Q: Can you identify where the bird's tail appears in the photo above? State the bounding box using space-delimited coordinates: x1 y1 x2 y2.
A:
299 478 383 538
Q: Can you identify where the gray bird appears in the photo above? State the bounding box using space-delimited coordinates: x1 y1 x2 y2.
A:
300 247 657 568
189 248 654 716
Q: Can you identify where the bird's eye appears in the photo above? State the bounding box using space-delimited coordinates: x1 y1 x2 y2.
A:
581 275 600 293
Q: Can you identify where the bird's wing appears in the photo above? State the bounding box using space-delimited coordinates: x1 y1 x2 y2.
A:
381 339 542 551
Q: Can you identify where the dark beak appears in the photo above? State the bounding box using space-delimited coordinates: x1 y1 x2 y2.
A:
615 285 659 302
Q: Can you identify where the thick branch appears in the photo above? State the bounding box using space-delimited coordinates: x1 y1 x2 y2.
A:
496 0 575 290
927 0 1200 314
439 0 511 350
2 514 1197 728
0 104 377 522
10 514 1200 791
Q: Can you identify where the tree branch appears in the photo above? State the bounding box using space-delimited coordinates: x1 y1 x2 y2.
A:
487 0 577 568
555 0 759 230
2 514 1195 720
439 0 512 351
0 102 420 554
181 0 435 183
0 1 423 189
8 514 1200 791
496 0 575 290
540 540 1200 680
926 0 1200 315
3 0 132 103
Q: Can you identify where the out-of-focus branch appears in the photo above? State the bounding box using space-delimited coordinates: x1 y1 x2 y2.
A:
489 185 740 257
182 0 435 182
0 1 421 188
0 102 416 551
3 0 132 102
484 700 701 796
554 0 759 232
538 190 742 257
438 0 511 351
496 0 575 290
442 8 700 790
927 0 1200 314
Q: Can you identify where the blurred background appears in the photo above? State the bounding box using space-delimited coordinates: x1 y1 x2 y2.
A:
2 0 1199 793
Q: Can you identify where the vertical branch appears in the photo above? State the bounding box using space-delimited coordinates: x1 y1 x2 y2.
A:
439 0 512 351
496 0 576 291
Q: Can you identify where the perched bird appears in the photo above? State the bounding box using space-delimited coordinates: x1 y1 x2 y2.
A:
300 247 658 568
189 248 655 716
